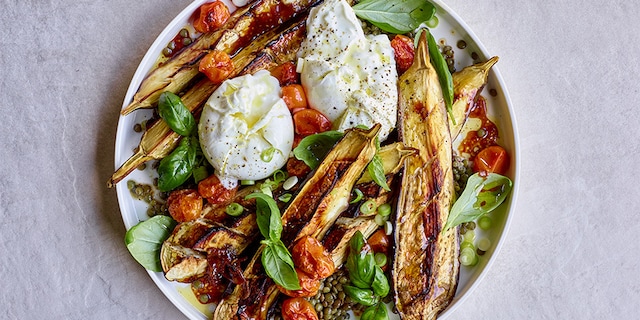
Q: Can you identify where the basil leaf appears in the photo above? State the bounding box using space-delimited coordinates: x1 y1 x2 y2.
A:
245 192 282 240
124 215 177 272
158 92 196 136
425 30 455 123
361 302 389 320
343 286 379 306
367 138 391 191
371 265 390 297
262 243 301 290
293 131 344 170
347 231 376 289
353 0 435 34
157 137 197 192
443 173 513 232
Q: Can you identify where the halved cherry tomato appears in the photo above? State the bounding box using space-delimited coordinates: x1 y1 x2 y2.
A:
193 1 230 33
270 61 298 86
199 50 234 84
281 297 319 320
293 109 331 136
473 145 510 175
277 269 320 298
292 236 335 280
367 229 390 256
391 34 415 75
166 189 203 222
197 174 238 205
282 84 308 111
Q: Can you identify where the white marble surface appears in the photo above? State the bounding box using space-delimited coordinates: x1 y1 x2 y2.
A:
1 0 639 319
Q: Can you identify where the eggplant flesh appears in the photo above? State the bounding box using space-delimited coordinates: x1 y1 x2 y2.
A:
393 33 460 320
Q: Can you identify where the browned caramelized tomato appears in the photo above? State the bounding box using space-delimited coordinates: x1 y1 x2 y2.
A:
198 174 238 204
270 61 299 86
459 96 500 159
293 109 332 136
193 1 230 33
281 297 319 320
286 157 311 178
292 236 335 279
199 50 234 84
166 189 203 222
391 34 415 75
473 145 510 175
277 268 321 298
367 229 390 256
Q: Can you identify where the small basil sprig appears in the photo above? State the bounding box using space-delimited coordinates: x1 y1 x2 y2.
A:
245 192 301 291
352 0 435 34
416 29 455 124
443 173 513 232
157 136 197 192
158 92 196 136
293 131 344 170
367 138 391 191
345 231 390 320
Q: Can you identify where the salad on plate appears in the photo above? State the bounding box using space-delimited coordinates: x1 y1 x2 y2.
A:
110 0 518 319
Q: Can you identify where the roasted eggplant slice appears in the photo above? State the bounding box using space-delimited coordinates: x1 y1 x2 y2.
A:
393 33 460 320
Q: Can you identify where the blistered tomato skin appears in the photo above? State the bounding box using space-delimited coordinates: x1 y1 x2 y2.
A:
270 62 299 86
473 145 510 175
281 297 319 320
167 189 203 222
198 50 234 84
293 109 332 136
198 174 238 205
292 236 335 279
282 84 308 112
193 1 230 33
367 229 390 256
391 35 415 75
277 269 321 298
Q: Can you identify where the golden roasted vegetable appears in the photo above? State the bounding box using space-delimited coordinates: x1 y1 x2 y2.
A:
449 56 499 139
107 19 307 188
393 33 460 320
214 126 380 319
121 0 320 115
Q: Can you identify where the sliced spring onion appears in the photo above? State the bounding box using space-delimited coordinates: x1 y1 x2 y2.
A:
477 237 491 252
459 247 478 266
374 214 387 226
374 252 387 267
350 188 364 204
278 193 293 203
241 180 256 186
384 220 393 236
283 176 298 190
225 202 245 216
478 216 492 230
260 147 276 162
360 199 377 215
376 203 391 217
272 170 287 183
460 241 475 251
463 229 475 243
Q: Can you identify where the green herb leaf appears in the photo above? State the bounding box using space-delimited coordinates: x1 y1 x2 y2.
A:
343 286 379 306
443 173 513 232
367 154 391 192
157 136 197 192
353 0 435 34
346 231 376 289
361 302 389 320
261 243 301 290
124 215 177 272
293 131 344 169
424 29 455 123
245 192 282 240
158 92 196 136
371 265 390 297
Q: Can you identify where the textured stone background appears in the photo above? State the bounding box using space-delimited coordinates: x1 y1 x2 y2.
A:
1 0 639 319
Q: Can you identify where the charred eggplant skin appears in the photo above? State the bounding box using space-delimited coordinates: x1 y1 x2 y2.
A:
393 33 460 320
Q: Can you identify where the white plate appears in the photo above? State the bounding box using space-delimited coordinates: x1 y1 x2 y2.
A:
114 0 519 318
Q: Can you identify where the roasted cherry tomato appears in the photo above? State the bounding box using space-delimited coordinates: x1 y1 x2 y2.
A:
286 157 311 178
270 61 298 86
367 229 390 256
281 297 319 320
282 84 308 112
198 174 238 204
277 269 321 298
193 1 230 33
391 34 415 75
473 145 510 175
292 236 335 280
166 189 203 222
293 109 331 136
199 50 234 84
